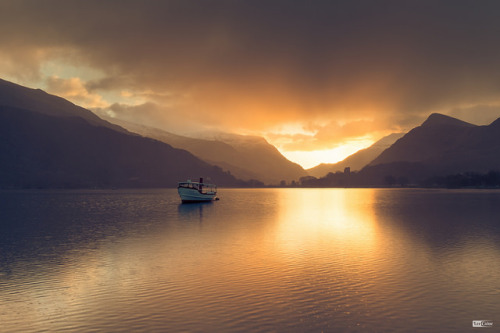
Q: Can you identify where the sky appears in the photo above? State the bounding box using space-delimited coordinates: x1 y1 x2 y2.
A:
2 0 500 168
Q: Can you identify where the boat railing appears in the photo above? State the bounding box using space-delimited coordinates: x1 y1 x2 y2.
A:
178 182 217 194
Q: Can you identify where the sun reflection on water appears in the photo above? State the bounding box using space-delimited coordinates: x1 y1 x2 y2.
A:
2 189 500 332
274 189 379 255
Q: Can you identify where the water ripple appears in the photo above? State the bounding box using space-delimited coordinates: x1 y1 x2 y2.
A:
1 189 500 332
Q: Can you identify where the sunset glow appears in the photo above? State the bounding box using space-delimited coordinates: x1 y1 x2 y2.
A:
3 2 500 332
2 1 500 169
278 139 374 169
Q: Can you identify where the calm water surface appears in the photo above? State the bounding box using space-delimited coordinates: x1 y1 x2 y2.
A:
0 188 499 332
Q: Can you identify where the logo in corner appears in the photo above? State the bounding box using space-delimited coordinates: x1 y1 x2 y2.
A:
473 320 493 328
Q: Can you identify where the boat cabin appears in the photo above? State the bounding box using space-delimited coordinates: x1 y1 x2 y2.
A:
177 178 217 195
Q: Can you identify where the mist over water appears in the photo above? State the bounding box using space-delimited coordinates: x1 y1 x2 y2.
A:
0 189 499 332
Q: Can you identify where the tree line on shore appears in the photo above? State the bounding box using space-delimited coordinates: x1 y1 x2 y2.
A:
273 169 500 189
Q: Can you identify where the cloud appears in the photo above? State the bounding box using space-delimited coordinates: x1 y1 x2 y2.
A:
448 104 500 125
94 102 212 134
267 119 390 151
2 0 500 148
45 76 108 108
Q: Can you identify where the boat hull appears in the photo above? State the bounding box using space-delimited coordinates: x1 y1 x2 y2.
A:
178 186 216 203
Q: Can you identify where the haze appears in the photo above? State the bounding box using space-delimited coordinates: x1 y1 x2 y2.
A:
2 0 500 168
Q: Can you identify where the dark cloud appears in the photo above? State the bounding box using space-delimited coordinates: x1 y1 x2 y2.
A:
1 0 500 141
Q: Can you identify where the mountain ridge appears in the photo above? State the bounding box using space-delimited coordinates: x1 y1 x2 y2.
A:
101 117 307 185
0 78 127 133
362 113 500 183
421 113 476 128
303 113 500 187
0 79 246 188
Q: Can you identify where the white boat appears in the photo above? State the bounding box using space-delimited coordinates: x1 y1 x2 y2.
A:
177 178 218 203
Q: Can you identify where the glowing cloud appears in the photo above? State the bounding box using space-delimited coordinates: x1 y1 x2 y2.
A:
1 1 500 167
45 76 108 108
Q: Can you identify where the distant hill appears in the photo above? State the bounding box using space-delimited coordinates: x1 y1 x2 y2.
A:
301 113 500 187
359 113 500 184
0 79 243 188
103 118 307 185
307 133 405 177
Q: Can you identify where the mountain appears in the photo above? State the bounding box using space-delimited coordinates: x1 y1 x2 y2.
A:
0 79 243 188
0 78 126 133
193 132 308 185
359 113 500 184
369 113 476 166
102 118 307 185
307 132 405 177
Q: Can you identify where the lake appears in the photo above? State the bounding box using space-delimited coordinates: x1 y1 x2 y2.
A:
0 188 499 332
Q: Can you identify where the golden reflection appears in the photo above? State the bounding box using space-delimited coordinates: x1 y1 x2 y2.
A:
274 189 380 254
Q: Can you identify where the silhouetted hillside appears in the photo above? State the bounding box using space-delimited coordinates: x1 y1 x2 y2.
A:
0 78 249 188
369 114 477 166
4 78 498 189
0 106 242 188
301 113 500 187
307 133 405 177
360 113 500 184
103 118 307 185
0 78 126 132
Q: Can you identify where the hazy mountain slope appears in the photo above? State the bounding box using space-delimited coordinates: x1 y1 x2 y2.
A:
104 118 307 184
200 132 308 184
0 78 126 133
307 133 405 177
0 106 241 188
0 78 244 188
